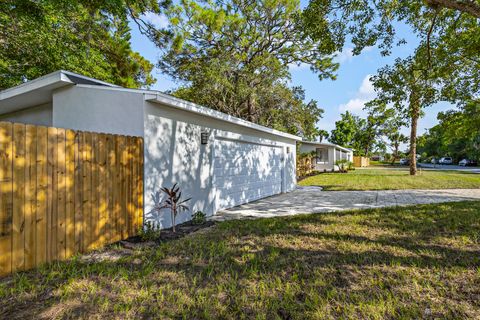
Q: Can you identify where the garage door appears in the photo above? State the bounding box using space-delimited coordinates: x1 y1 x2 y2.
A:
214 138 284 210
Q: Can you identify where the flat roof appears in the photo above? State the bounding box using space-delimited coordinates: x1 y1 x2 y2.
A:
301 140 353 152
0 70 302 141
0 70 118 113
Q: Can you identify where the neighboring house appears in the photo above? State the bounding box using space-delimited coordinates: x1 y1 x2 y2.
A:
371 155 385 161
0 70 300 228
300 141 353 171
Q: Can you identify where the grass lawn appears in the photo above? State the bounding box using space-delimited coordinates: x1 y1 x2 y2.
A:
1 201 480 319
299 167 480 191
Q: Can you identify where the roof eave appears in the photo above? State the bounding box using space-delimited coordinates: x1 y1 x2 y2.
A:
145 93 302 141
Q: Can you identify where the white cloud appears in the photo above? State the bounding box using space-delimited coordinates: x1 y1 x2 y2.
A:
338 98 367 112
358 75 375 97
337 74 376 116
334 47 354 63
142 12 169 28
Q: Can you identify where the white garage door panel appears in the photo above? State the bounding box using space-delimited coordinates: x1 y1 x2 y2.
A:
214 139 284 210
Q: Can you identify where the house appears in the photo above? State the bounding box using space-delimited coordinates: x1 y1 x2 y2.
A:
0 70 300 228
299 141 353 171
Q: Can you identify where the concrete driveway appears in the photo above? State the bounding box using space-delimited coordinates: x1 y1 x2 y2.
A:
213 187 480 221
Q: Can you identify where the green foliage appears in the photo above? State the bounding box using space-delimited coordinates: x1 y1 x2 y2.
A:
329 111 386 156
304 0 480 172
139 221 161 241
418 101 480 162
0 0 162 89
156 183 191 232
334 159 352 173
155 0 335 140
191 211 207 225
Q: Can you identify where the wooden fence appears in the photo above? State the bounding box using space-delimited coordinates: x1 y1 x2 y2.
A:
0 122 143 277
353 156 370 167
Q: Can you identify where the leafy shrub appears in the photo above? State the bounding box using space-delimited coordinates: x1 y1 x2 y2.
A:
192 211 207 225
335 159 353 173
139 221 161 241
155 183 191 233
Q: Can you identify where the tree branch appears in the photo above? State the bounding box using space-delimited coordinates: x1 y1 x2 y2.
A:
425 0 480 18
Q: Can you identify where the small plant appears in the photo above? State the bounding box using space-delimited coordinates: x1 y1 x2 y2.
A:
335 159 352 173
155 183 191 233
191 211 207 225
139 221 161 241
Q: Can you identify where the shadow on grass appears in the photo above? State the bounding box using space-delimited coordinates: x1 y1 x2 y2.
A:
1 201 480 319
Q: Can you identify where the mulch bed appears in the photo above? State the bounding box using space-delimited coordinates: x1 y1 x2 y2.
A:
125 220 216 244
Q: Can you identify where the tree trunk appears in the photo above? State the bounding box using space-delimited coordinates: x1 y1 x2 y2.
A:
392 143 399 165
247 96 255 123
409 101 420 176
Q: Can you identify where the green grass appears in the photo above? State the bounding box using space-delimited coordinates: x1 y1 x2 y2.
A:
299 168 480 191
1 201 480 319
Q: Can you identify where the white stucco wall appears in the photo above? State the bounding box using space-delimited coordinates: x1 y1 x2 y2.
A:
299 143 352 172
143 100 297 229
52 85 144 136
0 103 53 126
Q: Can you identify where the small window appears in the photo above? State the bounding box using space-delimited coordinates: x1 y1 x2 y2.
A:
316 148 328 163
286 146 290 154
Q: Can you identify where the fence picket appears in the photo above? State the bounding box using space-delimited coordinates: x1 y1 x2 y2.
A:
0 123 13 276
0 122 143 277
12 123 26 272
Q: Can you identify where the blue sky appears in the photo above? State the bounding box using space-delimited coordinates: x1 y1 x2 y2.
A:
128 10 455 143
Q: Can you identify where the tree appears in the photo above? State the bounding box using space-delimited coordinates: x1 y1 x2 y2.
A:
154 0 337 136
317 130 329 142
368 52 439 175
302 0 480 104
0 0 166 89
418 100 480 162
329 111 362 150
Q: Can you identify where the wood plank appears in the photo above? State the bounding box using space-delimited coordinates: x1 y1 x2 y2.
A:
97 134 107 247
12 123 26 272
138 138 144 232
113 135 122 242
125 137 132 237
0 122 13 276
106 135 115 244
82 132 92 252
24 125 37 270
91 134 100 249
119 136 127 239
74 132 83 253
131 138 138 235
65 130 75 258
47 127 57 262
35 126 47 266
56 128 66 260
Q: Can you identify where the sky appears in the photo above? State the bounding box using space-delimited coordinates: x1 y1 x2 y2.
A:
128 8 455 144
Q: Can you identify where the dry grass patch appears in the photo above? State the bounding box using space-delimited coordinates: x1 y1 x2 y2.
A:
1 201 480 319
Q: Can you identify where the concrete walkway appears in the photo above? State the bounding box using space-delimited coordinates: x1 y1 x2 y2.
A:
212 187 480 221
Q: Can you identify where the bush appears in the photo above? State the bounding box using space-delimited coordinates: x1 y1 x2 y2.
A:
192 211 207 225
335 159 353 173
139 221 161 241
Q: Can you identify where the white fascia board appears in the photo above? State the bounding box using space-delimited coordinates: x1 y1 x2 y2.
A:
145 93 302 142
0 71 71 101
301 141 353 152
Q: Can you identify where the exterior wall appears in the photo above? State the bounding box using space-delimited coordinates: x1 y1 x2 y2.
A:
52 85 144 136
0 103 52 126
299 143 337 171
143 100 297 229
